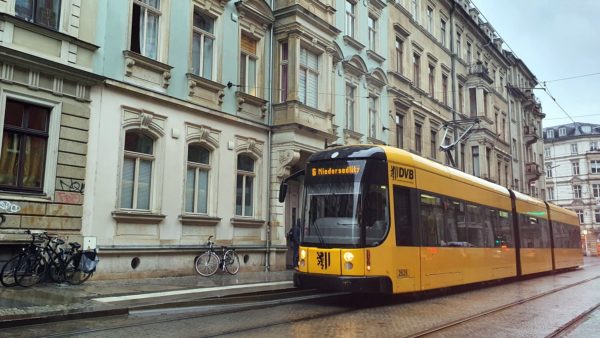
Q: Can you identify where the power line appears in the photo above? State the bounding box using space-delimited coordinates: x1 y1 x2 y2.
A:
543 72 600 84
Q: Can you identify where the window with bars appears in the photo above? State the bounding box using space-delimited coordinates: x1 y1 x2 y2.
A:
121 130 155 210
15 0 61 30
236 154 255 216
0 99 49 193
185 144 210 214
130 0 161 60
191 8 214 79
299 47 319 108
240 34 258 96
345 85 355 130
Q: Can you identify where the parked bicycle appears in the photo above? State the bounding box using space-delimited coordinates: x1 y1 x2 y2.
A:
195 236 240 276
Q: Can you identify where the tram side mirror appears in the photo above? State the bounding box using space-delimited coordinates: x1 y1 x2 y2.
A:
279 182 288 203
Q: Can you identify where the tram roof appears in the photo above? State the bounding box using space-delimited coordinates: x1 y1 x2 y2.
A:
546 202 579 226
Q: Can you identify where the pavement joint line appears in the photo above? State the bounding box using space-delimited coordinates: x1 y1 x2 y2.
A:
92 281 294 303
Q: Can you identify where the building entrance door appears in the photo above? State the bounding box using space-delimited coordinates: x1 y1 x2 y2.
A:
285 180 302 268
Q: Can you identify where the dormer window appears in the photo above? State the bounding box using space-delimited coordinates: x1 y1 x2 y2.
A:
558 127 566 137
546 129 554 138
582 125 591 133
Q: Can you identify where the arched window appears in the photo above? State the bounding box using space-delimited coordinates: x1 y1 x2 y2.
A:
236 154 255 216
121 130 154 210
185 143 210 214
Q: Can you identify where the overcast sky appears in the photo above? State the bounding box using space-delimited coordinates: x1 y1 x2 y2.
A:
473 0 600 128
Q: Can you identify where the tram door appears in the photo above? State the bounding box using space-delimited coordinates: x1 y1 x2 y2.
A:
285 180 302 268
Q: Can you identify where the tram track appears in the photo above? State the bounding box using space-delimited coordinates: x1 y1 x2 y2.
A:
406 274 600 337
545 301 600 338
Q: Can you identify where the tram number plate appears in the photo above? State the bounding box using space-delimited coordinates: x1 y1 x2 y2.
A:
397 269 408 278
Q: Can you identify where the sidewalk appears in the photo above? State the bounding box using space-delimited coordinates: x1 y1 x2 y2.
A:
0 269 295 328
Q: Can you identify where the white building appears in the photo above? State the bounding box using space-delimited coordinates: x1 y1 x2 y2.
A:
544 123 600 256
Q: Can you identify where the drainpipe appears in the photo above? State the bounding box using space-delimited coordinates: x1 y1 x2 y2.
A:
265 5 274 272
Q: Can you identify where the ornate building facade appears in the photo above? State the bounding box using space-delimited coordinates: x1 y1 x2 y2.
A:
544 123 600 256
0 0 546 277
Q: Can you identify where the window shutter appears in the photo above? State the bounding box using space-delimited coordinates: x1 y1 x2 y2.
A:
241 34 256 55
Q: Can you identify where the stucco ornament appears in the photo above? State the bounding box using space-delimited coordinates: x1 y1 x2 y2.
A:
277 149 300 179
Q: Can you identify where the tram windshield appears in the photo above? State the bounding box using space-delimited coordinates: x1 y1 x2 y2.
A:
302 159 389 248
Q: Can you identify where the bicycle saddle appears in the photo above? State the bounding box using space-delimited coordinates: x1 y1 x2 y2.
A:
69 242 81 249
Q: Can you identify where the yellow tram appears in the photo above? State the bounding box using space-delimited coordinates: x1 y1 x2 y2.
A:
279 145 582 294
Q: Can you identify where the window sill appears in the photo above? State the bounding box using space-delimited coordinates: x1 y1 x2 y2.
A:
179 214 221 226
123 51 173 89
343 35 365 51
366 50 386 64
230 217 265 227
112 211 166 224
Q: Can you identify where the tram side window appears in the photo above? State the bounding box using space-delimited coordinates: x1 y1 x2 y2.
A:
494 210 514 247
552 222 565 248
394 186 417 246
569 224 580 248
466 204 492 247
520 215 547 248
444 199 462 245
420 193 444 246
539 218 551 248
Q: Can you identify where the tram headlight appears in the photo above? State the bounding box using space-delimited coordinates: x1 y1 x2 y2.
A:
343 252 354 262
300 249 306 260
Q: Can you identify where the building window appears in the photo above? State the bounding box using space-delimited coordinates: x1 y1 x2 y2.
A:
395 38 403 74
472 146 480 176
595 209 600 223
368 96 378 139
469 88 477 117
413 53 420 87
456 32 462 58
460 143 465 170
547 129 554 138
545 147 550 158
573 185 582 199
428 64 435 97
415 122 422 153
121 130 155 210
576 210 584 224
368 15 377 51
559 127 566 136
0 99 49 193
591 141 598 151
440 19 446 47
426 7 433 33
430 130 437 159
442 74 448 105
546 164 553 178
279 42 288 102
236 154 255 217
192 9 215 79
466 41 472 64
15 0 61 30
130 0 161 60
592 184 600 198
185 144 210 214
572 162 580 175
547 187 554 200
458 84 464 113
240 34 258 96
345 85 355 130
411 0 418 21
396 114 404 148
345 0 355 38
299 47 319 108
592 160 600 174
571 143 578 155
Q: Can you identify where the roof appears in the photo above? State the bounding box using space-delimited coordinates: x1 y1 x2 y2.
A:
543 122 600 141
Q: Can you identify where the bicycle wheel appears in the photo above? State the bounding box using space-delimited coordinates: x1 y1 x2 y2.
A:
224 250 240 275
64 255 92 285
195 252 219 277
1 255 22 287
15 254 46 287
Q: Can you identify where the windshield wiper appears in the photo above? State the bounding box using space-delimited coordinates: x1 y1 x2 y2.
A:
309 207 326 247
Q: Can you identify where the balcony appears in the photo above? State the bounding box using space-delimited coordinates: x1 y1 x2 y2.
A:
468 62 493 84
525 162 542 181
523 125 539 146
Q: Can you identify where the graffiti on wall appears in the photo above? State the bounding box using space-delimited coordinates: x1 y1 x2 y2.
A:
0 200 21 213
60 179 85 194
